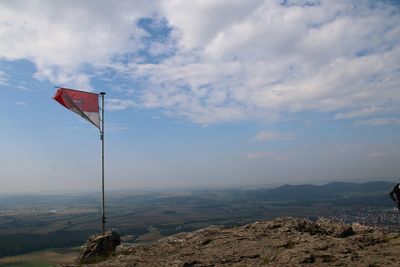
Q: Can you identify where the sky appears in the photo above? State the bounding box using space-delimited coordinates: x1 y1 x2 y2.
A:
0 0 400 193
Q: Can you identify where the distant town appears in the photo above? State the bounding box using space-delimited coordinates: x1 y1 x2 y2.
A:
319 206 400 233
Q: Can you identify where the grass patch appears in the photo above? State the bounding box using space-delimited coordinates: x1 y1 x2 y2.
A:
0 260 53 267
0 248 77 267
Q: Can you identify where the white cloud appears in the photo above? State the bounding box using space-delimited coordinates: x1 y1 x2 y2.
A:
0 70 7 85
334 106 381 120
125 0 400 124
105 123 128 131
354 117 400 126
105 99 136 111
254 130 294 142
245 152 290 160
1 1 400 124
368 152 384 158
332 143 399 157
332 143 363 154
0 0 154 88
160 0 264 50
16 101 28 106
334 105 400 121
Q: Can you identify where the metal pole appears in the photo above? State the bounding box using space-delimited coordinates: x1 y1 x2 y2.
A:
100 92 106 235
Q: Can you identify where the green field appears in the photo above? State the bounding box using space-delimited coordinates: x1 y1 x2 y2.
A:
0 248 79 267
0 182 393 259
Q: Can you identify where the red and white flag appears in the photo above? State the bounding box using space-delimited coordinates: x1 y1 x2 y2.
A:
53 88 100 129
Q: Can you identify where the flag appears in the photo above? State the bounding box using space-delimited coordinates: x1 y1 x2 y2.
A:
53 88 100 129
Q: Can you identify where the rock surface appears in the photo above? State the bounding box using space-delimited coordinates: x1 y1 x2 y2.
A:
76 231 121 264
85 217 400 266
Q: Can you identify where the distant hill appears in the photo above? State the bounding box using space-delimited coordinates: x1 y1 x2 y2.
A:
319 181 394 193
247 181 393 204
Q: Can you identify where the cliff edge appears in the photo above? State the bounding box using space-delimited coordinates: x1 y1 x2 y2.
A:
81 217 400 266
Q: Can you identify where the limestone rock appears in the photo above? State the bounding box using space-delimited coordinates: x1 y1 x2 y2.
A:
88 218 400 266
294 218 355 237
76 231 121 264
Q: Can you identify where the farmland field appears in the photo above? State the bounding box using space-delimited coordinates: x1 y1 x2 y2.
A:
0 181 395 260
0 248 79 266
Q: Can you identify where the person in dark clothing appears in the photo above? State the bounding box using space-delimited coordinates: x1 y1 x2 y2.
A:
389 183 400 211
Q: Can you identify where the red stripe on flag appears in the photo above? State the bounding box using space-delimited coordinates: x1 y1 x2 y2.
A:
53 88 101 129
53 88 99 112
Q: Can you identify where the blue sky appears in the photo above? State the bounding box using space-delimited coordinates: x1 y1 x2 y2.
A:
1 0 400 192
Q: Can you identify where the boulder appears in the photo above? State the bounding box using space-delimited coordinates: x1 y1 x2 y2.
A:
76 231 121 264
295 218 355 237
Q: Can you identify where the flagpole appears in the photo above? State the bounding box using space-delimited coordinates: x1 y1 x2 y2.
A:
100 92 106 236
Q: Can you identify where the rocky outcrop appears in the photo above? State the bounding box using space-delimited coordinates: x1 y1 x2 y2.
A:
76 231 120 264
85 217 400 266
